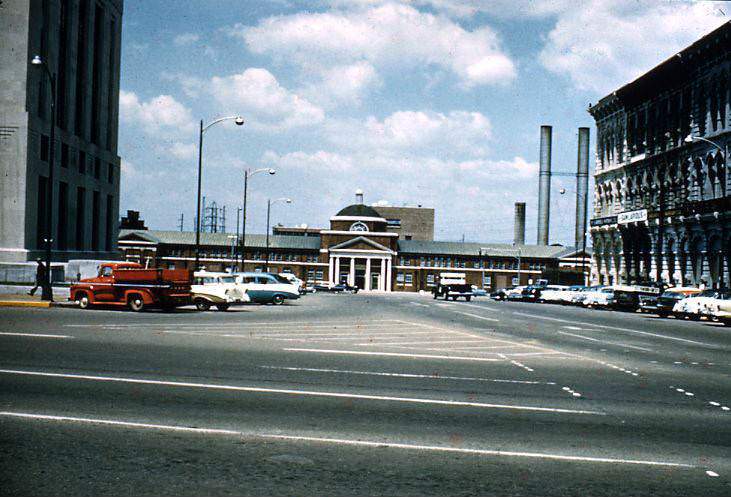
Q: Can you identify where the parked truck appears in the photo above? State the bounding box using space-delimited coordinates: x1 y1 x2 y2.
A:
433 272 473 301
70 262 193 311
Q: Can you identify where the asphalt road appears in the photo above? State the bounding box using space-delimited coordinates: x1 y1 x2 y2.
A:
1 293 729 496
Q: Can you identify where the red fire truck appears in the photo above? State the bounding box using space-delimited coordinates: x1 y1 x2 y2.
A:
70 262 193 311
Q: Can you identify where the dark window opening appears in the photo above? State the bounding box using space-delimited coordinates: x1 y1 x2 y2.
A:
76 187 86 250
40 135 49 162
106 18 117 151
74 0 88 137
57 0 70 129
107 163 114 183
58 182 68 250
61 143 69 168
105 194 114 251
78 150 86 174
92 191 100 251
90 3 104 145
36 176 48 249
94 157 101 179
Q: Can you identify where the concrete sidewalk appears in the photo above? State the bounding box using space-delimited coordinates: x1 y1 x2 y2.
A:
0 285 76 308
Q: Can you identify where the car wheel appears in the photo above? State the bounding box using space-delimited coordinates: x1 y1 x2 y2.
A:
77 293 90 309
465 296 471 302
195 299 211 311
216 303 229 312
128 295 145 312
689 314 701 321
657 312 668 318
272 294 285 305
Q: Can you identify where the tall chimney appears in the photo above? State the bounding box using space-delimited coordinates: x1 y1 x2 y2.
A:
513 202 526 245
355 189 364 205
575 127 590 249
537 125 552 245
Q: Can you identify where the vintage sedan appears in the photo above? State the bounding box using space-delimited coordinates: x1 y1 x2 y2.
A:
673 289 730 320
654 287 702 318
234 272 301 304
191 271 249 311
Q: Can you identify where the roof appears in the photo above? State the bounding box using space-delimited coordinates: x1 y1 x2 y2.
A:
335 204 383 218
397 240 573 259
119 230 321 250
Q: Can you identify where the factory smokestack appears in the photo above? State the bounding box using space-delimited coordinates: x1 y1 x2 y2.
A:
537 125 552 245
514 202 526 245
575 127 590 250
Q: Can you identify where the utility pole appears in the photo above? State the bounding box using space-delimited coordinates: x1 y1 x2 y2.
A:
177 213 184 232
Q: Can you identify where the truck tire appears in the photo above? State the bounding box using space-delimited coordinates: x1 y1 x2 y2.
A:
195 299 211 311
77 292 91 310
216 303 230 311
465 296 472 302
128 295 145 312
272 294 285 305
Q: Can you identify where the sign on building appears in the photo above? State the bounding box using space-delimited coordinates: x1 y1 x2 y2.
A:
617 209 648 225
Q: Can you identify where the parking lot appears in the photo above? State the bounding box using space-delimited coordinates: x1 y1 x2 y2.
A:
1 292 729 495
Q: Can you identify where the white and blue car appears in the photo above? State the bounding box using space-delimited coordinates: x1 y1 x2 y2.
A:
233 272 301 305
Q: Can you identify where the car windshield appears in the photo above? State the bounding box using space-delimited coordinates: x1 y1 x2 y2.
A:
699 290 718 297
220 276 236 283
273 275 292 284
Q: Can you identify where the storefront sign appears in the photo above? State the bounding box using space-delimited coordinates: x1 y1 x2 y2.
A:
617 209 648 225
590 216 618 227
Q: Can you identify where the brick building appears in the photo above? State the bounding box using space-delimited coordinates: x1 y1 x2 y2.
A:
119 193 580 292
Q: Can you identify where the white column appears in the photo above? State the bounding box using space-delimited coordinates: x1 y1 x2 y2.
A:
365 258 372 291
334 257 341 283
349 257 356 286
328 256 334 284
386 257 392 292
379 258 386 291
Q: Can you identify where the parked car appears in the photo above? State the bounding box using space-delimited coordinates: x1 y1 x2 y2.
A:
278 272 306 294
433 272 473 301
191 271 249 311
582 287 615 308
709 298 731 326
611 284 662 311
536 285 570 303
312 282 359 293
233 272 301 304
471 285 488 297
490 288 509 301
570 286 600 306
70 262 193 312
654 287 702 318
699 290 731 320
506 286 527 301
638 294 659 313
673 289 730 320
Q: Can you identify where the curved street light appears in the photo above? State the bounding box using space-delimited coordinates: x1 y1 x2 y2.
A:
31 55 56 301
194 116 244 269
684 134 724 153
265 197 292 272
240 167 276 271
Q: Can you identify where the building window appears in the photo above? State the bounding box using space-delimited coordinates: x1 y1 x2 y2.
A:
405 273 413 285
426 274 435 285
105 194 114 251
316 270 324 280
40 135 49 162
483 275 491 287
94 158 101 179
255 267 263 273
78 150 86 174
61 143 69 168
91 191 100 251
386 219 401 227
57 182 68 250
76 187 85 250
396 272 405 283
108 163 114 183
512 276 520 286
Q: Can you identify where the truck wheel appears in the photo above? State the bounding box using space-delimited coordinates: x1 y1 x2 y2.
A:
465 296 472 302
195 299 211 312
77 292 90 309
272 294 285 305
128 295 145 312
216 303 230 312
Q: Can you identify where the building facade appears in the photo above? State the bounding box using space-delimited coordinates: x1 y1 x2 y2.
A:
0 0 123 262
119 196 582 292
372 205 435 241
589 21 730 288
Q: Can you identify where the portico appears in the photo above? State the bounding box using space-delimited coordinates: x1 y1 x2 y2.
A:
327 237 395 291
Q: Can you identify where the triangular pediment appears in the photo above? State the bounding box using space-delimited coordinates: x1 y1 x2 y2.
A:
329 236 392 253
118 231 159 244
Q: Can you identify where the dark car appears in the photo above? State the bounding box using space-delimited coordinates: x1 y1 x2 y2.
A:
520 285 544 302
638 295 659 313
490 288 508 301
313 282 359 293
656 288 701 318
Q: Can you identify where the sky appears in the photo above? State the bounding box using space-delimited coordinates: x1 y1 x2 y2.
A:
118 0 728 246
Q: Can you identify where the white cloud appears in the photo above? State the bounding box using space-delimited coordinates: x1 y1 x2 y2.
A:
303 62 380 107
538 0 727 94
119 90 195 135
173 33 200 46
167 142 197 160
262 150 354 171
323 0 574 19
232 3 516 87
327 110 492 157
210 68 325 130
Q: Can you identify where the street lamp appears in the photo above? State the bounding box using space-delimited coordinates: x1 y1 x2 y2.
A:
227 235 237 273
684 134 724 152
194 115 244 269
240 167 276 272
31 55 56 302
265 197 292 272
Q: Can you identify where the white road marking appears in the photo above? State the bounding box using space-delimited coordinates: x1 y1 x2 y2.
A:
357 339 487 347
0 332 72 339
457 303 500 312
259 366 557 385
65 319 402 329
706 471 719 477
0 368 601 414
1 411 691 468
283 348 509 363
408 302 430 308
500 354 535 373
513 312 713 347
557 331 653 352
454 312 500 322
710 402 721 406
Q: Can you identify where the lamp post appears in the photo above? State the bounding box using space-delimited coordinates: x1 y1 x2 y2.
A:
194 115 245 270
227 235 237 273
265 197 292 272
31 55 56 301
240 167 276 272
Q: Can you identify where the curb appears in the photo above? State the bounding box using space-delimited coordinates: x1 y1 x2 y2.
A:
0 301 78 308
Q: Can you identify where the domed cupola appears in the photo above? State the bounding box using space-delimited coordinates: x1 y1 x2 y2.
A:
330 190 387 232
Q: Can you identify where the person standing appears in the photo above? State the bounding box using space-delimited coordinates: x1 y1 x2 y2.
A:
28 259 46 296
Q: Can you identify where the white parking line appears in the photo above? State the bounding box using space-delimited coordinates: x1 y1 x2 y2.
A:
285 348 520 363
2 411 694 467
259 366 557 385
512 312 713 347
0 369 601 415
251 330 438 338
357 339 487 347
457 303 500 312
557 331 654 352
454 312 500 322
0 332 72 339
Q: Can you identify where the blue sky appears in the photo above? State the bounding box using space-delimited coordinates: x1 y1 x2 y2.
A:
118 0 727 245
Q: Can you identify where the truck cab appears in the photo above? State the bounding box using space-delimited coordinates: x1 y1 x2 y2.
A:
433 272 474 301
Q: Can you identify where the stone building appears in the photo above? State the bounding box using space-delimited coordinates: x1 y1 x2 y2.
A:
119 193 579 292
372 205 435 241
0 0 123 263
589 21 730 288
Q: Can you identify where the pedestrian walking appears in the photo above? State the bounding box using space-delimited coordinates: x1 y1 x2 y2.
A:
28 259 46 296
